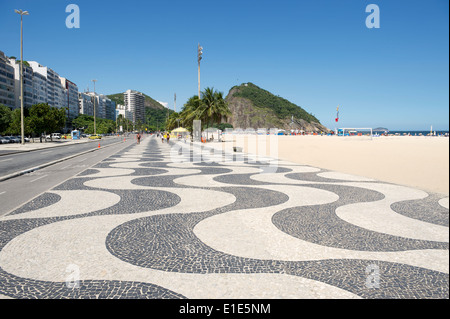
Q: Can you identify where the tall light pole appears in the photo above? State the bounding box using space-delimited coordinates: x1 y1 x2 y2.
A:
15 9 29 145
92 79 97 135
198 43 203 98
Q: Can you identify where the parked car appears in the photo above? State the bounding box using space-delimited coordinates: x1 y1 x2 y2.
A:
89 134 102 140
0 135 10 144
17 135 30 142
5 136 20 143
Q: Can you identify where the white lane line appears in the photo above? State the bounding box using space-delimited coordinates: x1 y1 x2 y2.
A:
0 191 5 195
30 174 47 183
40 151 53 155
0 158 13 163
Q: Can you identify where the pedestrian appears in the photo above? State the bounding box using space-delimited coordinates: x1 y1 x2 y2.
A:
137 133 141 144
167 133 170 143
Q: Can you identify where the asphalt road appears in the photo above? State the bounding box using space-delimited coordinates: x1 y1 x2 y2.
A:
0 137 136 216
0 137 125 177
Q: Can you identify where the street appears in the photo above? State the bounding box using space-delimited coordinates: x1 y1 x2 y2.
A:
0 136 127 177
0 136 136 216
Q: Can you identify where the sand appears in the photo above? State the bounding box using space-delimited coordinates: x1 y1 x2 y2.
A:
220 135 449 195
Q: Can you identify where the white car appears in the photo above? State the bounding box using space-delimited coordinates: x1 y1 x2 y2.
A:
46 133 61 139
0 136 10 144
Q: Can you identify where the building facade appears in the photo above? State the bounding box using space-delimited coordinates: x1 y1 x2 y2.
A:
78 92 94 116
124 89 145 124
0 51 15 108
9 58 34 109
60 77 79 120
79 92 115 121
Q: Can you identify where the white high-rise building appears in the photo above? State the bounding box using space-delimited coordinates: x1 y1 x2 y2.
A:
79 91 114 120
124 89 145 124
78 92 94 116
28 61 79 116
0 51 15 108
9 57 34 109
116 103 133 122
60 77 79 120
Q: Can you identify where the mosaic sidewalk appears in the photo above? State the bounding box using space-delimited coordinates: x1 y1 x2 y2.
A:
0 136 448 299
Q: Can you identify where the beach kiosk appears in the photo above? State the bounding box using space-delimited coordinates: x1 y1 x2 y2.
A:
171 127 189 140
71 130 80 140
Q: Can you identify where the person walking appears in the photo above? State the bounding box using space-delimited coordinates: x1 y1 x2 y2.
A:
137 133 141 144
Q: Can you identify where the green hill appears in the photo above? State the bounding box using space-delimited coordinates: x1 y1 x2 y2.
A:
225 83 329 132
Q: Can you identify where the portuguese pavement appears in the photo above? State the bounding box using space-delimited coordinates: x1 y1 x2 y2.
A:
0 135 448 299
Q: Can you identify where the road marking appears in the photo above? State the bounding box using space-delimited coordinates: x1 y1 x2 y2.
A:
30 174 47 183
0 158 12 163
40 151 53 155
0 191 5 195
61 165 71 170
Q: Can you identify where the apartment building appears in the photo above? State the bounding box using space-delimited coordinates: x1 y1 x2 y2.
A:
9 57 34 109
104 96 116 121
60 77 79 120
116 103 133 122
124 89 145 124
0 51 15 108
78 92 94 116
79 92 115 121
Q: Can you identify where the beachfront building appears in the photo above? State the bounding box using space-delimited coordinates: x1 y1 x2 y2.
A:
78 92 94 116
124 89 145 124
116 103 133 122
9 57 34 110
79 92 115 120
28 60 80 117
32 70 48 105
0 51 15 108
60 77 79 120
105 96 116 121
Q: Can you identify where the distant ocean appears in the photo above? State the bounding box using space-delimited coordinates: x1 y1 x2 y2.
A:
387 130 449 136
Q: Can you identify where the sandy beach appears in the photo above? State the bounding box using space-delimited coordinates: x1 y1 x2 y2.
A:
221 135 449 195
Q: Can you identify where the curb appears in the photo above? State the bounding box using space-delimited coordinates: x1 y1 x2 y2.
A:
0 140 128 183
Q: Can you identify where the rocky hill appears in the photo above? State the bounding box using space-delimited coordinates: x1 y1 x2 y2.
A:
225 83 329 132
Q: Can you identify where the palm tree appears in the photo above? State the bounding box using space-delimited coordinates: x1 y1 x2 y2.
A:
179 88 231 139
165 112 180 130
198 87 231 129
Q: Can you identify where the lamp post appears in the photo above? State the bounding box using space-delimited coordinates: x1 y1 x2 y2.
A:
198 43 203 98
15 9 29 145
92 79 97 135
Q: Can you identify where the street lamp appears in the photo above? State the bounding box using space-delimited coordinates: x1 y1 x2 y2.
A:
92 79 97 135
198 43 203 98
15 9 29 145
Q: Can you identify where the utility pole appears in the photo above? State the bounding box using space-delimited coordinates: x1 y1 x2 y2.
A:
174 93 176 112
198 43 203 98
15 9 29 145
92 79 97 135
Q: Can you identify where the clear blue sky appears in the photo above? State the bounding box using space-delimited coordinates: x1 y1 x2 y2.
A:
1 0 448 130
